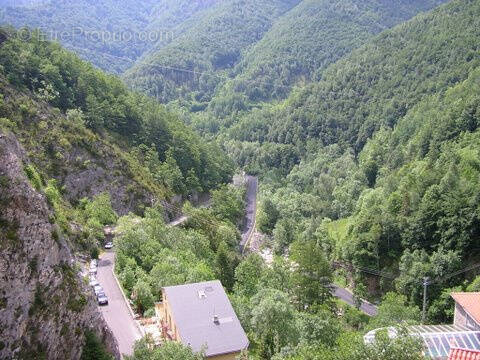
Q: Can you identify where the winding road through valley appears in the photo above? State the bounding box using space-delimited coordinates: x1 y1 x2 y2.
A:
97 173 376 357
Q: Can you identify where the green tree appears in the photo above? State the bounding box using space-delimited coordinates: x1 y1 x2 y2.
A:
290 239 333 310
211 184 245 225
234 254 265 298
81 331 113 360
352 282 368 310
296 310 340 348
257 198 279 235
467 276 480 292
133 279 155 315
82 192 118 226
215 241 237 291
251 288 298 359
368 293 421 330
126 338 203 360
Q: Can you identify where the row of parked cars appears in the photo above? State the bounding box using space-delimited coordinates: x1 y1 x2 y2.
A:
88 259 109 305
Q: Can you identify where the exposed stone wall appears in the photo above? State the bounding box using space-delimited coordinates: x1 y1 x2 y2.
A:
0 131 119 359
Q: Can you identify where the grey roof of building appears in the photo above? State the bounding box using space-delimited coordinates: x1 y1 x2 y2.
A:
163 280 249 357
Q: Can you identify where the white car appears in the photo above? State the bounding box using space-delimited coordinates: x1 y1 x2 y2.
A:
89 278 99 288
104 242 113 249
90 259 98 267
89 268 97 276
93 284 103 296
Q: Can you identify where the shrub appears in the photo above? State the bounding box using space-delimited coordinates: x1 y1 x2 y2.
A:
0 117 16 130
80 331 113 360
67 294 87 313
144 308 156 318
90 246 99 260
24 164 43 191
0 175 8 189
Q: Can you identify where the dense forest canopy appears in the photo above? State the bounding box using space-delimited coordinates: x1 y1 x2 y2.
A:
0 0 220 73
205 0 447 106
246 0 480 323
123 0 301 103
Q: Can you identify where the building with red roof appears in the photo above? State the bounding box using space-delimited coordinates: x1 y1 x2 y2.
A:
452 293 480 331
449 348 480 360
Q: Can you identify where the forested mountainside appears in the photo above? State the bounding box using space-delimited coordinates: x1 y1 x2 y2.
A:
2 0 480 359
123 0 300 103
0 27 233 202
202 0 447 112
246 0 480 322
0 0 220 73
0 25 232 275
125 0 446 107
225 0 480 174
1 0 448 105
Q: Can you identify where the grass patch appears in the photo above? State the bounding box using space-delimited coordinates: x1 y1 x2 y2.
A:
326 217 352 258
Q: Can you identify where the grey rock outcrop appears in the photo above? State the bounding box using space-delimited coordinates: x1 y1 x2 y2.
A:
0 131 120 359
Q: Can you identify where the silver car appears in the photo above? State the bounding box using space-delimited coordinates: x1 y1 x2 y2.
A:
97 292 108 305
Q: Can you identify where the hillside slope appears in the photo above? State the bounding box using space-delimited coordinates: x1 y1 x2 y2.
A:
123 0 301 103
0 27 233 206
0 0 220 73
0 25 235 359
223 0 480 176
211 0 447 103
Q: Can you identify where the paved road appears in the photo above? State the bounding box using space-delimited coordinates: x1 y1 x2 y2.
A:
97 251 142 357
331 284 378 316
240 175 258 251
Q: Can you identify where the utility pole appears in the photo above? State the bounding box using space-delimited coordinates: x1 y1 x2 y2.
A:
422 277 429 324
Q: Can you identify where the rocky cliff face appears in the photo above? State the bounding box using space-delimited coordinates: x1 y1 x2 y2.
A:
0 77 164 217
0 130 119 359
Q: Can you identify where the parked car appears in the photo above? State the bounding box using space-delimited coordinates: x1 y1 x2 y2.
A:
90 259 97 267
104 242 113 249
93 284 103 296
89 278 99 288
97 292 108 305
89 268 97 276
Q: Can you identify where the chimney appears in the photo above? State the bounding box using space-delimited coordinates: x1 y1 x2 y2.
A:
213 315 220 325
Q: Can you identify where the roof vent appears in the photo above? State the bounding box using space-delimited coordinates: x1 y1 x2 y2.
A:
213 315 220 325
205 286 214 293
198 290 207 299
